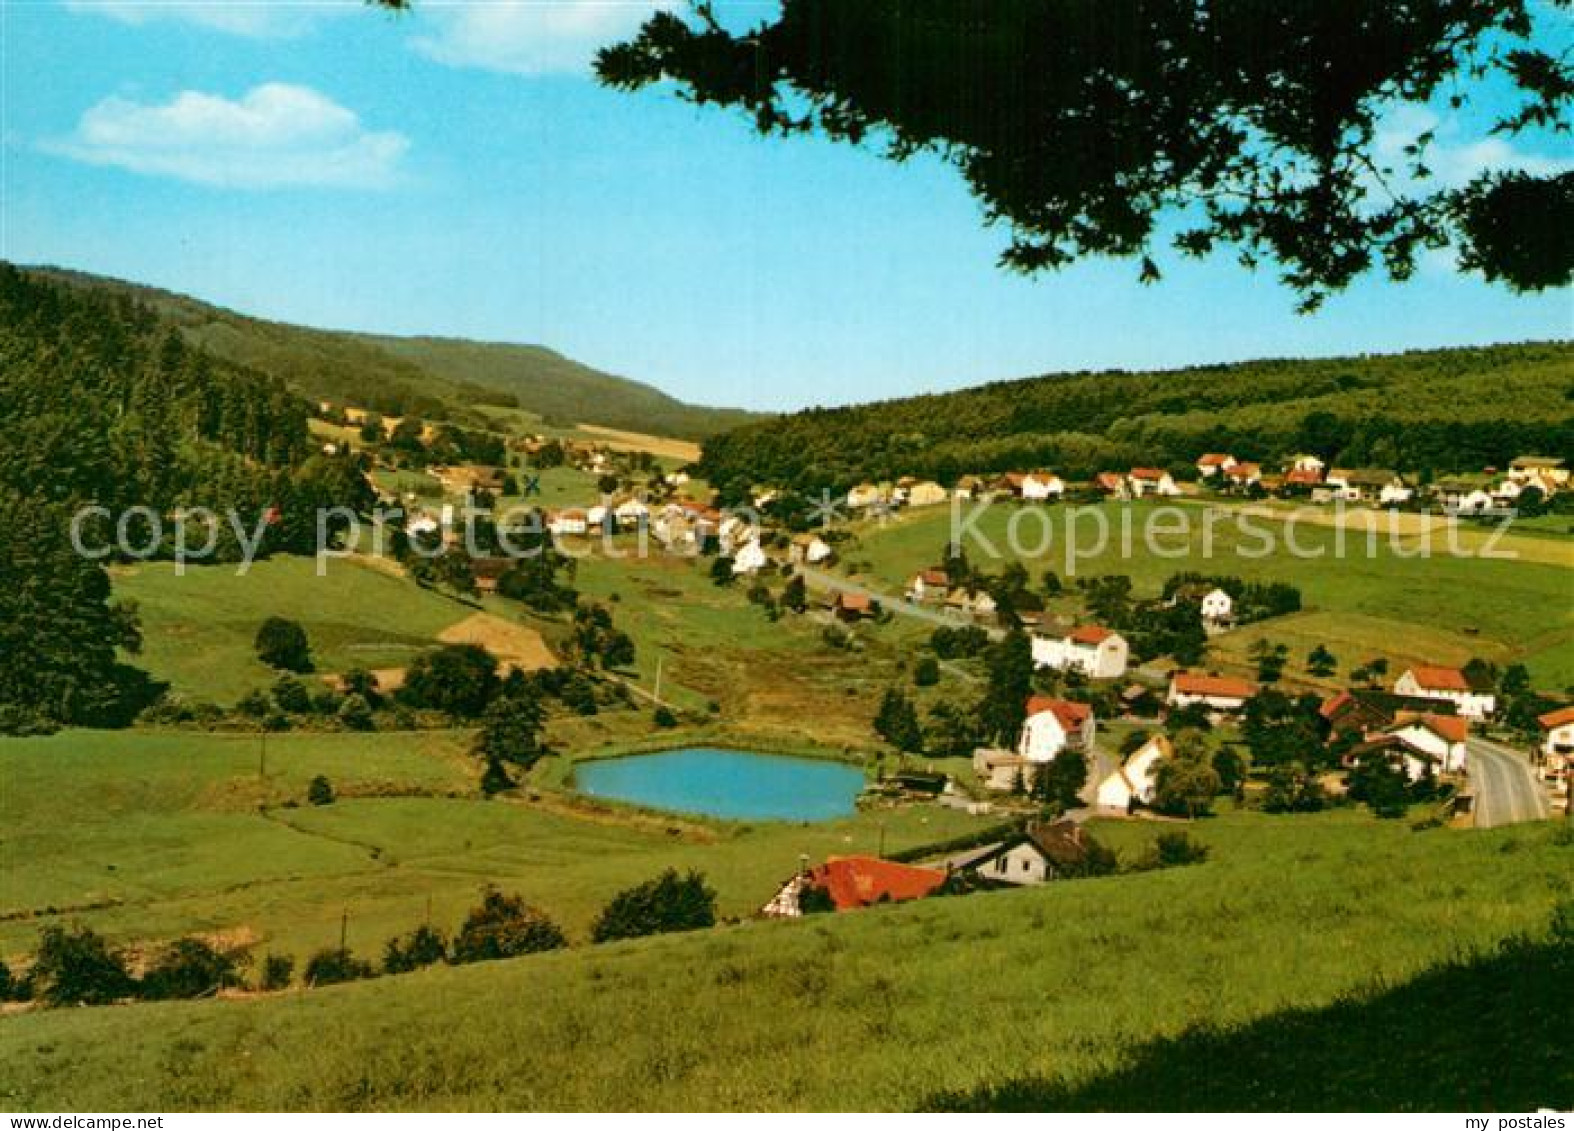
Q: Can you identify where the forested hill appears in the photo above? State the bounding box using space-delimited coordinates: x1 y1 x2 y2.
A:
698 343 1574 497
22 265 759 441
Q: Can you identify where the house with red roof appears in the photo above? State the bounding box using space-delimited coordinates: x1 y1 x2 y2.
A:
1385 712 1469 774
1018 696 1095 762
761 856 946 917
905 568 950 603
1537 705 1574 770
1030 624 1129 679
1094 471 1129 498
1127 467 1180 497
1196 453 1237 478
1020 471 1065 501
1167 672 1256 713
1393 665 1496 720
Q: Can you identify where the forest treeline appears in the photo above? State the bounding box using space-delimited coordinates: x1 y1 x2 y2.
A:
0 265 371 731
697 343 1574 498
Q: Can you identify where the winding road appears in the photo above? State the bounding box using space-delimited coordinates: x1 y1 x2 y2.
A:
1467 737 1553 828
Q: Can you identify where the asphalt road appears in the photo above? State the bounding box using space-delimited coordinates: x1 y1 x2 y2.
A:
1468 737 1553 828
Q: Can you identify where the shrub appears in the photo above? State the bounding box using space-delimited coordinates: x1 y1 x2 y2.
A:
236 689 271 718
259 952 294 991
451 888 567 964
302 947 375 987
307 775 335 806
591 869 717 944
382 925 448 974
272 675 313 715
653 705 679 728
1134 830 1212 871
31 924 135 1006
480 756 515 796
337 693 375 731
255 617 312 673
913 656 941 687
140 938 243 1001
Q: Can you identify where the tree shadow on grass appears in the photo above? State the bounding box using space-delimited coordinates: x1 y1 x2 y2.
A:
924 934 1573 1111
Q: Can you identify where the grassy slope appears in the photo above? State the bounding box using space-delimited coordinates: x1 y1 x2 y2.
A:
113 557 473 704
1 812 1567 1110
848 500 1574 686
0 728 986 960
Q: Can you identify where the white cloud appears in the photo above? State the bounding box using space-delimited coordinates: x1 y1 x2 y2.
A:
411 0 667 75
1372 103 1570 190
51 83 409 189
62 0 339 38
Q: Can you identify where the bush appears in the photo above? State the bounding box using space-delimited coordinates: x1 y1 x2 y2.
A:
337 693 375 731
401 644 500 718
272 675 313 715
259 952 294 991
451 888 567 964
302 947 375 987
653 705 679 728
140 938 243 1000
1134 830 1212 871
382 925 448 974
913 656 941 687
480 755 515 796
236 689 271 718
255 617 312 673
591 869 717 944
307 775 335 806
31 924 135 1006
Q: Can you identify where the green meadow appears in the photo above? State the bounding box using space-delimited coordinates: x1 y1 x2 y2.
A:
848 499 1574 686
2 806 1567 1111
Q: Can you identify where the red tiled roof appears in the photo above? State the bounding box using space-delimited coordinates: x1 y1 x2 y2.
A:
806 856 946 912
1285 467 1323 485
1538 705 1574 730
836 593 872 612
1319 690 1354 720
1130 467 1166 480
1393 712 1469 743
1226 462 1262 479
1068 625 1115 645
1404 665 1470 692
1096 472 1125 490
1197 453 1233 466
1171 673 1256 700
919 569 949 586
1025 696 1092 731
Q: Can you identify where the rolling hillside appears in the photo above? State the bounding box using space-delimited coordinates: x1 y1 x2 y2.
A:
697 342 1574 494
21 265 760 441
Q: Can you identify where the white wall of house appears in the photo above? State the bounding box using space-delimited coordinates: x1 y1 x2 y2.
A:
1021 475 1065 500
1201 588 1233 621
1017 710 1094 762
980 842 1053 885
1393 671 1496 720
1031 633 1128 679
1387 723 1467 773
732 540 769 575
1543 721 1574 760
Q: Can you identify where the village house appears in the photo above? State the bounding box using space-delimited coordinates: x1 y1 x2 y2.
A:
952 474 987 499
1431 479 1496 514
1127 468 1181 497
585 503 611 531
1393 664 1496 720
1031 625 1130 680
761 856 946 917
1168 672 1256 713
1018 696 1096 763
1381 712 1469 773
1095 733 1172 810
952 820 1093 886
1283 466 1325 491
1196 453 1237 478
945 587 998 620
1200 587 1234 626
1508 456 1569 487
1318 688 1460 744
905 568 950 603
788 533 833 566
973 747 1031 792
471 557 512 597
1020 472 1066 501
547 508 589 537
731 539 770 575
1324 469 1411 506
906 480 949 507
1344 734 1446 784
1287 454 1326 475
829 592 875 622
846 483 886 509
613 497 651 530
1095 471 1130 498
1536 705 1574 771
717 514 757 554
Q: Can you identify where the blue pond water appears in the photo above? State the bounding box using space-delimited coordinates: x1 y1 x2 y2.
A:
572 746 865 821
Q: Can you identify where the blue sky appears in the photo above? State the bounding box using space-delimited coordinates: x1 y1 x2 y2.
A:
3 1 1570 413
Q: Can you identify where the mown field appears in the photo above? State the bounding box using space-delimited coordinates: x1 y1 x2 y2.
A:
1 808 1567 1111
846 499 1574 688
113 556 475 704
0 727 986 963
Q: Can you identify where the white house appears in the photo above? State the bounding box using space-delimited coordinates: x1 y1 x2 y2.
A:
906 480 949 507
1287 454 1326 475
1347 736 1443 784
1168 672 1255 713
731 539 770 575
1200 588 1234 625
788 533 833 565
846 483 885 509
1384 713 1469 774
906 568 950 603
1128 468 1180 497
1537 706 1574 770
1393 665 1496 720
956 821 1093 885
585 503 611 530
1021 472 1066 501
613 498 651 530
1018 696 1095 763
1378 479 1415 506
547 508 589 536
1031 625 1129 680
1095 733 1172 810
1508 456 1568 487
945 587 998 619
1196 453 1237 478
718 514 757 554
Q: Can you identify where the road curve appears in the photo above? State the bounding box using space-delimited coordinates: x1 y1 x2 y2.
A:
1468 737 1553 828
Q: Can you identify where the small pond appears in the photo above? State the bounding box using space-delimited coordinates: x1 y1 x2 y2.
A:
572 746 865 821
